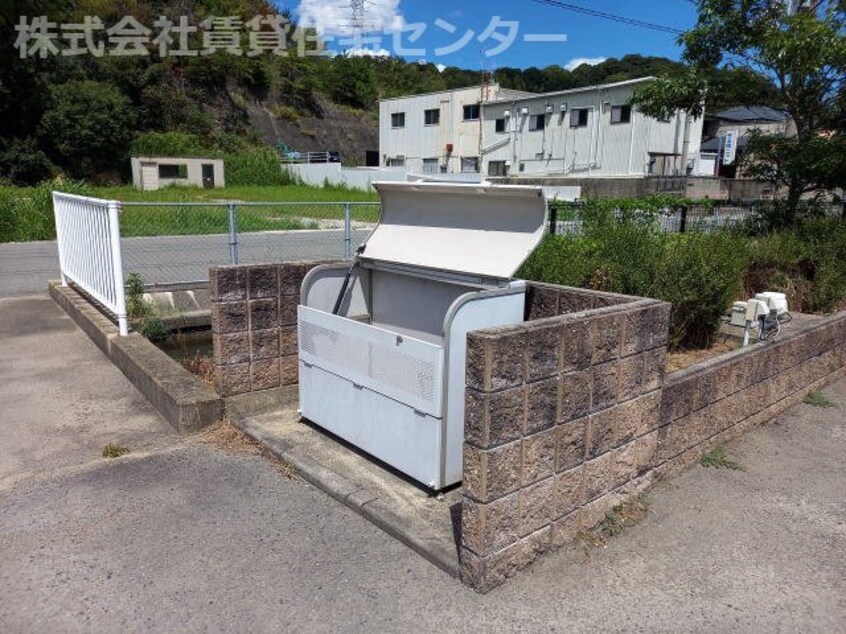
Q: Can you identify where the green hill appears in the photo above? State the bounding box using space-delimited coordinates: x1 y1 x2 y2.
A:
0 1 781 185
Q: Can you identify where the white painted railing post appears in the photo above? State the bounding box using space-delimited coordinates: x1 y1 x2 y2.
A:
108 200 129 336
52 192 68 286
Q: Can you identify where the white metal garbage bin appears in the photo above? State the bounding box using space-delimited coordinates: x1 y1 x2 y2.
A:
297 182 547 490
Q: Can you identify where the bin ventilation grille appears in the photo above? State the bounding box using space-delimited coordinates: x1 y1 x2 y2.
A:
301 319 437 405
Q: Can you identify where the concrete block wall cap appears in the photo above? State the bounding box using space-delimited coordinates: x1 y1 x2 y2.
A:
527 280 645 304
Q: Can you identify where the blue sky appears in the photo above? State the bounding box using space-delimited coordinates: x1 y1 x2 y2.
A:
291 0 699 70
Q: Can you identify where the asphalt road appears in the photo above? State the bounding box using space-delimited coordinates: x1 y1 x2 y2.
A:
2 295 845 632
0 229 371 296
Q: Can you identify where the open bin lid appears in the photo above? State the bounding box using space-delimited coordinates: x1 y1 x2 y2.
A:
363 182 547 280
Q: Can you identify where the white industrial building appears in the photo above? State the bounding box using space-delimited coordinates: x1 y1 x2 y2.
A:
378 84 531 176
379 78 704 179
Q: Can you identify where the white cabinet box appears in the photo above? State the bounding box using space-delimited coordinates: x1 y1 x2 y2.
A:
298 182 547 490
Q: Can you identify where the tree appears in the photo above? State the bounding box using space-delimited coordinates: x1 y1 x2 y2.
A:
38 80 136 178
633 1 846 223
327 56 378 110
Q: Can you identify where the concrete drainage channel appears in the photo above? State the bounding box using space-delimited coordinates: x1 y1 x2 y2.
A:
49 282 223 433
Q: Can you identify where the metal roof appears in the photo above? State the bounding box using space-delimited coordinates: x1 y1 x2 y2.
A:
709 106 789 123
482 77 656 105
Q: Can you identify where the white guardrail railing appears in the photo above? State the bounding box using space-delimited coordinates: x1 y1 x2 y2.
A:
53 192 128 335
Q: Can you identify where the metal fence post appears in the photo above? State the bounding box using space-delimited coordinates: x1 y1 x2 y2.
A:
227 202 239 265
679 205 689 233
343 202 352 259
108 200 129 336
548 204 558 235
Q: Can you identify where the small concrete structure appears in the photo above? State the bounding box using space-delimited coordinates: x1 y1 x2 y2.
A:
131 157 225 191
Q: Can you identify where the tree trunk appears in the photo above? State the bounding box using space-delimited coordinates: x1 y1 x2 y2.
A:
785 181 803 227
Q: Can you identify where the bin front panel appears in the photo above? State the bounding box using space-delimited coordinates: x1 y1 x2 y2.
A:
298 305 444 416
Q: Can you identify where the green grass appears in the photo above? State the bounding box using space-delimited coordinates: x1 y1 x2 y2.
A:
102 444 131 458
598 494 651 538
700 445 745 471
93 183 379 203
0 183 381 242
803 389 837 408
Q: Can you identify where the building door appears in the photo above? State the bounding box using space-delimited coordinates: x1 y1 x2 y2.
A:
140 163 158 190
202 164 215 188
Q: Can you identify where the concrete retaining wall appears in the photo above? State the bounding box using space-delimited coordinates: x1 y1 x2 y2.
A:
50 282 224 433
460 282 846 591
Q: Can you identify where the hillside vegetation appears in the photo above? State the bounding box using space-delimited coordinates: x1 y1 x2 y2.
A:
0 0 782 185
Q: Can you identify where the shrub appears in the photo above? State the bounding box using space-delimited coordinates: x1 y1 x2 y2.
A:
272 105 300 122
126 272 170 341
520 235 603 289
0 137 55 185
746 218 846 313
38 81 135 177
521 223 748 350
130 132 216 158
225 146 294 186
651 233 748 349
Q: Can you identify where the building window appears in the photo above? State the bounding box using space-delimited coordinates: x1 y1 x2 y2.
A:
461 156 479 173
391 112 405 128
158 164 187 179
386 156 405 167
611 105 632 124
488 161 507 177
529 114 546 131
570 108 589 128
495 118 506 133
424 109 440 126
422 158 439 173
463 104 480 121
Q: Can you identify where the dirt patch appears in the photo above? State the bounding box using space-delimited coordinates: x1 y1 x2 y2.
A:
195 420 295 478
666 336 741 373
576 495 651 561
182 353 216 390
246 95 378 165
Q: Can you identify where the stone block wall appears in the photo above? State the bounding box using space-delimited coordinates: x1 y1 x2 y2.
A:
460 284 846 592
656 314 846 480
461 293 671 591
210 262 321 397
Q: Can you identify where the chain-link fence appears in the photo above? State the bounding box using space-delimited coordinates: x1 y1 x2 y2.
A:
119 201 380 286
548 200 846 236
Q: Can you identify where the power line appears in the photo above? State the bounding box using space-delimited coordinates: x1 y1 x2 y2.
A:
531 0 685 35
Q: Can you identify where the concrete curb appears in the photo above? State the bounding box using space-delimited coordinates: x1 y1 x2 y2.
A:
235 416 461 579
49 282 224 433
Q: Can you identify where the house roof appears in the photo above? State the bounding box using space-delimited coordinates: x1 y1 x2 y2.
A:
700 134 752 152
709 105 789 123
482 77 656 105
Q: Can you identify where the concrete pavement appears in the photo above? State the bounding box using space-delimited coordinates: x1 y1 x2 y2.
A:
0 295 177 486
1 294 845 632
